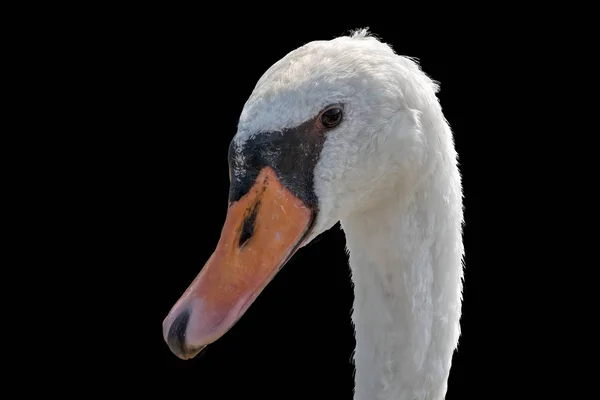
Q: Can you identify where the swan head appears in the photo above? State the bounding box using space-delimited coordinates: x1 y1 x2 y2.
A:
163 29 441 359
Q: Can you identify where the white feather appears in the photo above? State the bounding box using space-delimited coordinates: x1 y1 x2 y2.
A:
233 29 464 400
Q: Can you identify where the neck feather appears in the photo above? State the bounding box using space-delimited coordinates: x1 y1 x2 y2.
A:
341 162 463 400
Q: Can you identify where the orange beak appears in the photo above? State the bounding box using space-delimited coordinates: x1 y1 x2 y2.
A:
162 166 314 359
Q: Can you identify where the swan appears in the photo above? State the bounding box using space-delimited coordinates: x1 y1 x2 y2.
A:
162 29 464 400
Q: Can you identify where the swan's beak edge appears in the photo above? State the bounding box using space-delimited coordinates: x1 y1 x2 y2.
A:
162 166 313 360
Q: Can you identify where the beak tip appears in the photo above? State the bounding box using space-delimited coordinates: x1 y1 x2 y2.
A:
164 309 190 357
163 308 209 360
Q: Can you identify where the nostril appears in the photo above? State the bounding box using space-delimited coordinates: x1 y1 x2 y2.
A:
167 309 190 356
239 201 260 248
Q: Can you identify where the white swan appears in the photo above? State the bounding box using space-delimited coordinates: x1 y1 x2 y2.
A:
163 29 464 400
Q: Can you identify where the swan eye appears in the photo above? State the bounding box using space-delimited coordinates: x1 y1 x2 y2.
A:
321 107 342 128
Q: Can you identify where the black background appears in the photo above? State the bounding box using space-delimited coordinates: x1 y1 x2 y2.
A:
91 14 487 400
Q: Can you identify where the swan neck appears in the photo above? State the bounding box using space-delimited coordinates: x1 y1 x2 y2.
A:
341 177 463 400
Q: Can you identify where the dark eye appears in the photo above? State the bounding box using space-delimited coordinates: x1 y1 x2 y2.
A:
321 107 343 128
